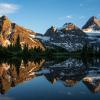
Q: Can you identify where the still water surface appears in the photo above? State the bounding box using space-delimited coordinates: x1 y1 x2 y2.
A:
0 58 100 100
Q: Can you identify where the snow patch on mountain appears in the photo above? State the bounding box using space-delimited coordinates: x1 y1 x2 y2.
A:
30 34 50 41
31 23 88 51
82 16 100 33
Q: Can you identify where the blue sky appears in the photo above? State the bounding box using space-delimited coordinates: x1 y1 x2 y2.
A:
0 0 100 33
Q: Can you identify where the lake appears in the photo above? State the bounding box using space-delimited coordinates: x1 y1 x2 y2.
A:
0 57 100 100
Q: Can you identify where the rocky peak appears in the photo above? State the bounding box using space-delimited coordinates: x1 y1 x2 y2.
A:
63 23 78 30
51 26 57 32
0 15 45 50
1 15 8 20
44 26 57 36
0 15 8 22
90 16 97 20
43 22 88 51
0 15 11 41
82 16 100 31
49 26 57 33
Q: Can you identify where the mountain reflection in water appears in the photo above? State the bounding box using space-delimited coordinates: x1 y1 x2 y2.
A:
0 59 45 94
0 58 100 98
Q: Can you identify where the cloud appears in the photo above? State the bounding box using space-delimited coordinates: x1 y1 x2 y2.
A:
59 15 86 21
0 3 20 15
66 16 73 19
58 15 74 20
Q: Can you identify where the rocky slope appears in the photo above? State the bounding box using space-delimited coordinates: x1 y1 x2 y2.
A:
42 23 88 51
0 16 45 50
82 16 100 32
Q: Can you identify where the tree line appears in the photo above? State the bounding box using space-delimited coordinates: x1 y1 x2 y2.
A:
0 35 43 59
0 35 100 60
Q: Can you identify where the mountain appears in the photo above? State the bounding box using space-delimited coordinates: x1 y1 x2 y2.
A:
41 23 88 51
83 76 100 93
0 60 45 94
37 58 87 85
82 16 100 32
0 16 45 50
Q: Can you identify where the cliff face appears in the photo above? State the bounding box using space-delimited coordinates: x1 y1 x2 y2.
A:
0 16 45 50
82 16 100 32
43 23 88 51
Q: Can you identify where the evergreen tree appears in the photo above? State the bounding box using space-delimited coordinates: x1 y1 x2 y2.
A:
22 44 29 58
15 35 21 51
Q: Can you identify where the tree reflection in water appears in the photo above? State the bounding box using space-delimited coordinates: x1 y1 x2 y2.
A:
0 57 100 94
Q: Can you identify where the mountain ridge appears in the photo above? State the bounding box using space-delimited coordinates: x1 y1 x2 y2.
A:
82 16 100 32
0 15 45 50
1 15 99 51
34 22 88 51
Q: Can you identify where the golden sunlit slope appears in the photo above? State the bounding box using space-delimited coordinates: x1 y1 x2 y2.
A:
0 16 45 50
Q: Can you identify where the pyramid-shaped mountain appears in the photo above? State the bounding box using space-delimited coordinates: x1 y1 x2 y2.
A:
82 16 100 32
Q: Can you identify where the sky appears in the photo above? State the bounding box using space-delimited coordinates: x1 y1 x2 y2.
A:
0 0 100 33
